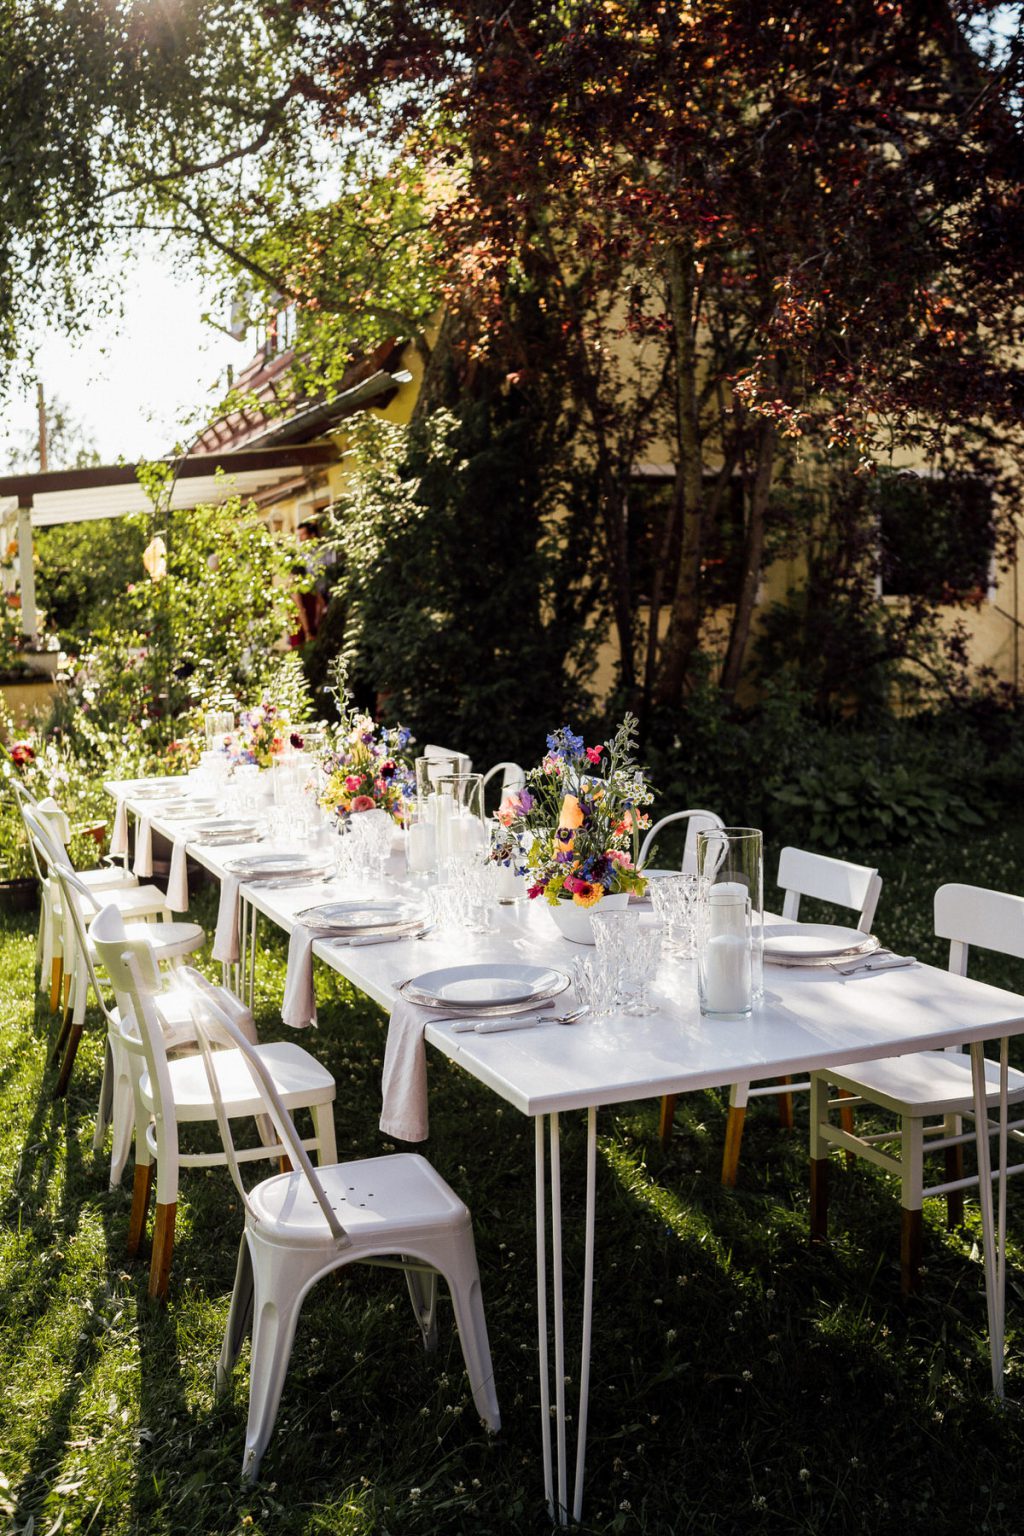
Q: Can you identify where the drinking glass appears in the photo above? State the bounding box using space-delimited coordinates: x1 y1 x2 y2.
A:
649 874 702 958
591 906 640 1002
204 710 235 750
461 855 499 934
349 809 394 880
571 953 620 1017
426 877 471 934
620 921 665 1016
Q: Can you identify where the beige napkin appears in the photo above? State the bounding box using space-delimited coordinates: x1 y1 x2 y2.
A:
166 834 190 912
212 875 242 963
133 815 154 878
380 996 431 1142
110 796 129 857
282 924 317 1029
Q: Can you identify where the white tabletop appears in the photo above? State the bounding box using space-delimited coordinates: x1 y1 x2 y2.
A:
106 778 1024 1120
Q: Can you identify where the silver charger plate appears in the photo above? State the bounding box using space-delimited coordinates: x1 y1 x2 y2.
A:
401 962 570 1010
226 852 332 879
297 899 424 934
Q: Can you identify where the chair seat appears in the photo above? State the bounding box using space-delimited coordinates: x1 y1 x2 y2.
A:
112 920 204 962
824 1051 1024 1119
141 1039 335 1121
248 1152 470 1246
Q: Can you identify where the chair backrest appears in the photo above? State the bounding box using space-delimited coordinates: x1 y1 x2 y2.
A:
934 883 1024 977
777 846 882 931
179 967 350 1247
481 761 526 812
637 809 725 875
52 868 118 1028
9 778 45 883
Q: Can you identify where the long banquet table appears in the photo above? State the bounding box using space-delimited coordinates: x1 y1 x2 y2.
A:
106 777 1024 1526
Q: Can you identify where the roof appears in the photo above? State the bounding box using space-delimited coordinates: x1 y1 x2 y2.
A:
0 444 338 529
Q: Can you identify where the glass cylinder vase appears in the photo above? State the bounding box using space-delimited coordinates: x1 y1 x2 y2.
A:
696 827 764 1015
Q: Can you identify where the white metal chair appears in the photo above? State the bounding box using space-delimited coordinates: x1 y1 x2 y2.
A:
92 909 338 1300
637 808 724 873
178 966 500 1484
482 760 526 812
658 847 883 1182
809 882 1024 1295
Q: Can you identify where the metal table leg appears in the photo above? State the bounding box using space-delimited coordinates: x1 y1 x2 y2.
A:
970 1039 1009 1398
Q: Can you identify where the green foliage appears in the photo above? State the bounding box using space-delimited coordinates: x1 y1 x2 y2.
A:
768 758 985 851
327 402 606 766
36 517 147 653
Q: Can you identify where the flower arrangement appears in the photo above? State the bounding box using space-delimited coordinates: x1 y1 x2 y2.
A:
492 715 652 907
232 695 302 770
316 706 416 824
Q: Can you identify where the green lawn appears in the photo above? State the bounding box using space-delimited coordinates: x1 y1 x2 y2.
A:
3 832 1024 1535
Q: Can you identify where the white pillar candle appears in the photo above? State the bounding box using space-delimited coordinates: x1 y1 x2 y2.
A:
703 933 752 1013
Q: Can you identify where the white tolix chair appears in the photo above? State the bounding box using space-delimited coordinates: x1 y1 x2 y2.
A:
179 966 500 1485
92 912 338 1301
482 760 527 811
637 808 724 874
810 882 1024 1295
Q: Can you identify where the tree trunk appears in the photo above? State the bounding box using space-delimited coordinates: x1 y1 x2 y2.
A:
655 243 704 707
720 423 776 699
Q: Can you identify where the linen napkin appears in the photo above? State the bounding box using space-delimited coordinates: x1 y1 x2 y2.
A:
133 815 154 878
166 833 190 912
380 995 431 1143
281 923 317 1030
212 875 242 963
110 795 129 858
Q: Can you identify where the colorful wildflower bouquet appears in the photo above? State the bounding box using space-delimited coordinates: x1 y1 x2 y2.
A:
317 706 416 824
232 695 301 770
494 715 652 908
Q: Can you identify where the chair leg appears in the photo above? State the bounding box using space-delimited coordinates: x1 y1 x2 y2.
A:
721 1105 746 1187
49 956 63 1013
63 972 71 1012
945 1114 964 1229
107 1073 135 1189
810 1158 828 1244
838 1091 856 1169
900 1208 923 1297
149 1202 177 1300
242 1278 309 1483
311 1101 338 1165
54 1025 84 1097
658 1094 678 1149
776 1077 794 1130
405 1262 439 1352
51 1009 73 1067
127 1162 154 1258
217 1234 257 1397
439 1239 500 1434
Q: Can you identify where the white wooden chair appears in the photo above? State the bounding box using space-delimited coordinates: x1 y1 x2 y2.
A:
809 882 1024 1295
658 847 883 1182
91 909 338 1300
178 966 500 1483
637 808 724 873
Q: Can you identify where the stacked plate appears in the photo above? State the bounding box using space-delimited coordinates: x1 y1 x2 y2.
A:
297 898 426 939
159 799 222 820
192 819 263 845
129 782 186 800
400 962 570 1017
225 852 333 881
762 922 880 968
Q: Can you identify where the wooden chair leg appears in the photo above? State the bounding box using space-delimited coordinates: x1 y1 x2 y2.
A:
49 957 63 1013
776 1077 794 1130
945 1144 965 1229
127 1163 154 1258
838 1090 856 1168
900 1207 923 1297
62 973 71 1012
278 1155 293 1175
658 1094 678 1149
51 1009 73 1066
149 1202 177 1301
809 1155 828 1244
54 1025 83 1097
721 1105 746 1187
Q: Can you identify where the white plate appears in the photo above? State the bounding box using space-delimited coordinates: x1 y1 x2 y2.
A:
226 853 331 878
297 899 422 933
130 783 186 800
763 922 876 960
403 962 569 1008
192 819 261 841
159 801 222 819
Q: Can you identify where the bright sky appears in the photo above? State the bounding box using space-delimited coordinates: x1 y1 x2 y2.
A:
0 245 249 471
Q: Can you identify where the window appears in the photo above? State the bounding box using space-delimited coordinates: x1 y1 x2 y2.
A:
628 472 746 607
875 472 994 602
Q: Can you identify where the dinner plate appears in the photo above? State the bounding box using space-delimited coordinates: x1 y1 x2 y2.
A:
129 783 186 800
226 852 332 879
402 962 570 1008
191 819 261 842
763 922 877 961
159 800 222 819
297 899 423 933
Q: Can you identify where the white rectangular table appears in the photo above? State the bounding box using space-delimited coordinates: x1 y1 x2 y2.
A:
104 779 1024 1525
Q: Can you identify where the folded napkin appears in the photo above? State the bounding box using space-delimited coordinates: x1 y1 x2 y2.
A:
380 995 431 1143
212 875 242 963
282 923 317 1030
166 833 190 912
133 815 154 878
110 796 129 858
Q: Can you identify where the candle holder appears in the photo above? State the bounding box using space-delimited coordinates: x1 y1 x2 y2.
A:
696 827 764 1016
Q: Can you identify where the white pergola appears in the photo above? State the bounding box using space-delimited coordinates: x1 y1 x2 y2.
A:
0 444 337 640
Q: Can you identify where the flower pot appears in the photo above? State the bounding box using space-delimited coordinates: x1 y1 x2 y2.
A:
0 876 38 914
548 890 629 945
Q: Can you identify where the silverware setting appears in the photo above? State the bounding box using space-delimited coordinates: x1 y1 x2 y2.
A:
831 951 917 976
451 1005 590 1034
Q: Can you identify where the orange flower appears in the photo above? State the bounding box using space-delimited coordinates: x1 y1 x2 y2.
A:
559 794 584 831
572 882 604 908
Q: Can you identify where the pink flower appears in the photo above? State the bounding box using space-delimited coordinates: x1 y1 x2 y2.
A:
527 884 545 900
585 745 603 764
606 849 632 868
345 775 363 793
351 795 376 812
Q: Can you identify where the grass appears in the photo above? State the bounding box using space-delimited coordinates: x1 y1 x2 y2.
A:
3 830 1024 1534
